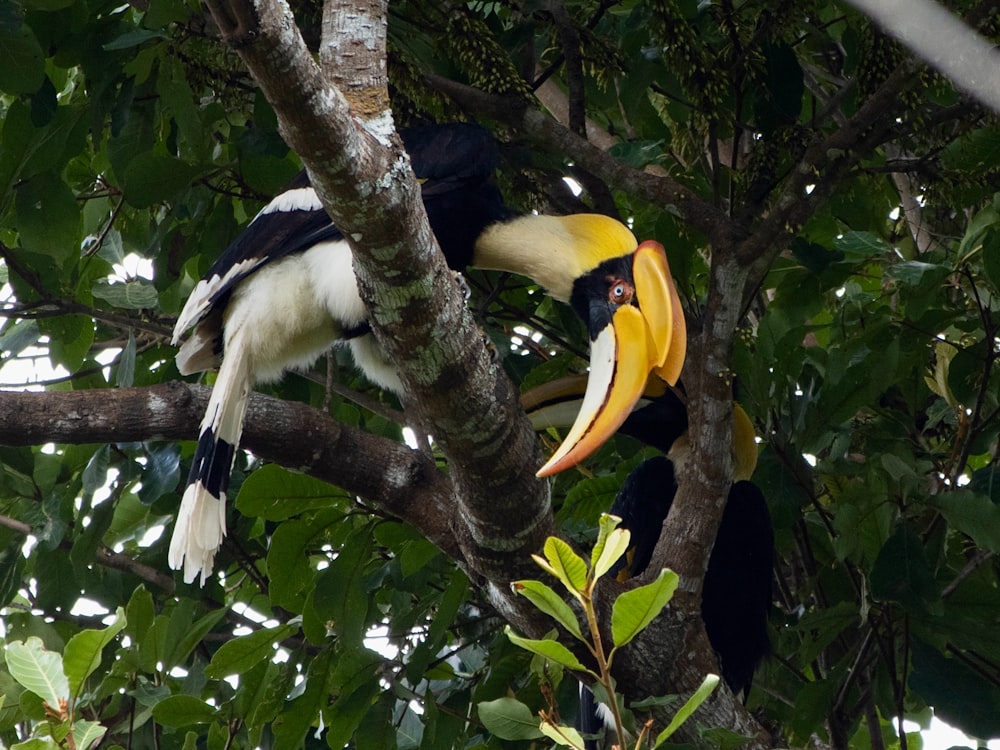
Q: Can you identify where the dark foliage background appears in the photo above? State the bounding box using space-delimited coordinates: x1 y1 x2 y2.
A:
2 0 1000 748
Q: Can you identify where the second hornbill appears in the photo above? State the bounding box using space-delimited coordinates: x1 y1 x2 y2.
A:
169 123 685 584
525 379 773 744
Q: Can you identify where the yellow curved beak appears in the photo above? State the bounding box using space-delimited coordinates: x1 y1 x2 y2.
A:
536 241 685 477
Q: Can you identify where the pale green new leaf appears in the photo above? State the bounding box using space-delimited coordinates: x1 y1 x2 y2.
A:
539 719 587 748
611 569 679 649
505 628 590 673
591 513 621 570
541 536 589 595
64 607 126 700
71 719 107 750
653 673 720 747
593 527 630 582
512 579 583 641
4 637 69 707
476 697 544 740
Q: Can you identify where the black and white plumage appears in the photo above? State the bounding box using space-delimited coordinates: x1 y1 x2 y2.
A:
169 124 680 585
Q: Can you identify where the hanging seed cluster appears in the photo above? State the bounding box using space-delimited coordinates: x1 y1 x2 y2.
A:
444 12 533 98
649 0 727 114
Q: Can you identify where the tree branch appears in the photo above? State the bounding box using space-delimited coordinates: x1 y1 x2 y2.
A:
0 383 462 561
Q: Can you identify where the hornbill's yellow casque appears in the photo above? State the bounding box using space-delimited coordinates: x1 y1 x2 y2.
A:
525 379 772 745
169 123 685 584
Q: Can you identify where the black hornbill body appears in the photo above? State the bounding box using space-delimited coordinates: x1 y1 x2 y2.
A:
601 400 771 744
525 381 773 743
170 123 685 584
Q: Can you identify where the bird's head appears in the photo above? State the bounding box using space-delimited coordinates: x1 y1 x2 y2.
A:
473 213 685 477
535 238 685 476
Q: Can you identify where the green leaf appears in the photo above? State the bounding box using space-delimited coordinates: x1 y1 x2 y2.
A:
136 444 181 505
0 318 40 358
161 605 228 670
592 526 630 582
15 172 80 261
870 524 940 615
152 695 218 726
0 24 45 94
91 279 158 310
235 464 349 521
124 586 154 643
120 152 199 208
927 489 1000 553
70 720 107 750
833 231 889 258
266 509 343 612
477 697 545 740
312 527 373 644
980 227 1000 291
611 568 679 649
539 536 589 595
512 579 583 641
653 673 720 747
505 628 589 673
81 445 109 497
539 719 587 748
4 637 69 706
63 607 126 700
102 29 169 51
205 622 297 679
909 639 1000 739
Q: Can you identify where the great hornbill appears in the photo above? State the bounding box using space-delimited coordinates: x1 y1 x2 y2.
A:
525 379 772 745
169 123 685 584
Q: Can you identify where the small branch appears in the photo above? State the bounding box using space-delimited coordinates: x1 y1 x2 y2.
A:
0 513 176 593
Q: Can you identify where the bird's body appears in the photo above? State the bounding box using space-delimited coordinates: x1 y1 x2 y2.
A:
170 123 685 584
528 386 774 748
608 455 773 696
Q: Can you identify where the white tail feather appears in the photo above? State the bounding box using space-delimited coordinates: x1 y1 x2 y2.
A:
169 330 253 585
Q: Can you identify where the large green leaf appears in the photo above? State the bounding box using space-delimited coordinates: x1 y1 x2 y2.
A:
151 695 218 727
512 579 584 641
235 464 350 521
505 628 589 673
610 568 678 649
0 24 45 94
4 637 69 707
63 607 126 700
71 719 107 750
91 279 158 310
653 673 719 747
870 524 940 616
909 639 1000 739
205 622 297 679
312 526 373 644
14 171 80 261
477 697 545 740
927 489 1000 553
536 536 589 596
120 152 199 208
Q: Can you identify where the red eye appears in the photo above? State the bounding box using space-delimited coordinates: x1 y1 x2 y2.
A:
609 278 633 304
